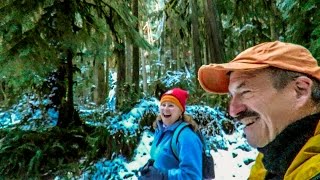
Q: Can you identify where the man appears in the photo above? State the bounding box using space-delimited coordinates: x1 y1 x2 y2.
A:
198 41 320 179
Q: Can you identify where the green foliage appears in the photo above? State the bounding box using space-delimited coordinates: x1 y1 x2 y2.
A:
185 105 234 151
0 0 59 95
191 90 229 111
117 83 142 113
86 125 137 162
149 70 194 96
0 122 142 178
2 0 320 177
281 0 320 60
0 127 86 178
147 69 229 110
108 1 152 50
79 105 115 123
86 126 112 161
217 0 320 62
0 0 151 104
138 108 158 131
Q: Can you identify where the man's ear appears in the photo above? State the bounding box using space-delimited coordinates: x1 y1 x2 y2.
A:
294 76 313 103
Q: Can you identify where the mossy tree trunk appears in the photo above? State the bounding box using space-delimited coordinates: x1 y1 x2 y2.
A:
57 49 81 128
132 0 140 97
190 0 201 86
115 43 126 111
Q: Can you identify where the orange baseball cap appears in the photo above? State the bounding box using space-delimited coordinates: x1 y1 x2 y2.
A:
198 41 320 94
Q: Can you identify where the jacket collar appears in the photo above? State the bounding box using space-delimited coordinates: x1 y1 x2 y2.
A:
257 113 320 178
315 120 320 135
157 119 183 132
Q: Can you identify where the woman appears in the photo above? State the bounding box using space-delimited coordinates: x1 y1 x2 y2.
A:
139 88 203 179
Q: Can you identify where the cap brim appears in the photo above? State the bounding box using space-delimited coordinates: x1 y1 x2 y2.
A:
198 62 269 94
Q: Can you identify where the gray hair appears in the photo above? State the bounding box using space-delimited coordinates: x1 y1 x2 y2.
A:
267 67 320 104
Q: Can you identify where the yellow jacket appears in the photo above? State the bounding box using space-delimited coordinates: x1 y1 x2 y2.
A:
249 121 320 180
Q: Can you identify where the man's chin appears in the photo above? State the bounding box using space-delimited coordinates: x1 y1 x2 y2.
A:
247 138 268 148
245 133 266 148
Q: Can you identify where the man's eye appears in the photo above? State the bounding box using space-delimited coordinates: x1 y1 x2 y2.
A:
241 90 251 96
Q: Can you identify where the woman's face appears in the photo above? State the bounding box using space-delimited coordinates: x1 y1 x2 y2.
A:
159 101 183 126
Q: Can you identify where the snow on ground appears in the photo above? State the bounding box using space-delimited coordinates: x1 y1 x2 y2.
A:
121 129 258 179
1 96 258 179
120 99 258 179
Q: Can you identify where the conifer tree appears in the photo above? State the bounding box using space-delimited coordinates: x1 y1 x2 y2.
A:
0 0 150 127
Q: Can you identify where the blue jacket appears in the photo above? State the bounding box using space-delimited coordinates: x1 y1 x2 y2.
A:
150 119 203 179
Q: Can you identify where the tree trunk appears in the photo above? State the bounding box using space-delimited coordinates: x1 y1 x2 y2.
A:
132 0 140 95
157 12 166 79
141 50 148 94
204 0 224 64
0 81 7 105
105 57 110 104
170 41 178 71
57 49 81 128
66 50 74 112
93 55 106 105
125 39 132 84
190 0 202 85
270 0 280 40
115 43 126 111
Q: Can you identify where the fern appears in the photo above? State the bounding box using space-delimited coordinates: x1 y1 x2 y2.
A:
28 150 42 176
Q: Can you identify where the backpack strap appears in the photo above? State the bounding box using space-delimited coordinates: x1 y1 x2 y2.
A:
171 122 191 161
171 122 211 160
171 122 215 179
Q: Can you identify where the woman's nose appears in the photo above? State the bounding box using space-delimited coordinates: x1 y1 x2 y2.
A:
228 97 246 118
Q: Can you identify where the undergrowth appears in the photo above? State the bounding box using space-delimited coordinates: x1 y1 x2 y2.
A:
0 124 139 179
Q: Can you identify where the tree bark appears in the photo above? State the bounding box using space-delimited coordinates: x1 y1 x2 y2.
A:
115 43 126 111
132 0 140 95
125 39 132 84
57 49 81 128
270 0 280 40
66 49 74 112
204 0 224 64
157 12 166 79
105 57 110 104
170 41 178 71
93 55 106 105
190 0 202 85
141 50 148 94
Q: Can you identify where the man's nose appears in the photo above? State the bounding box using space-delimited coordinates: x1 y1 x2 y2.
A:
228 97 246 118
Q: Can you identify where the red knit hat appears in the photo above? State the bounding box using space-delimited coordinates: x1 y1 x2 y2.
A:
160 88 188 112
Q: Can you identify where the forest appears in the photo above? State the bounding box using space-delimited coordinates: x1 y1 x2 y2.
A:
0 0 319 179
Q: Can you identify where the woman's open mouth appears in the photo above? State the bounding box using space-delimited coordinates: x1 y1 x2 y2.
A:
163 114 171 118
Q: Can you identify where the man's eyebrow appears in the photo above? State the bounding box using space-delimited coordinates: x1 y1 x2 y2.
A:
236 81 246 90
228 81 246 97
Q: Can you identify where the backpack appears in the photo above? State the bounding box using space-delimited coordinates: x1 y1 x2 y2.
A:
171 122 215 179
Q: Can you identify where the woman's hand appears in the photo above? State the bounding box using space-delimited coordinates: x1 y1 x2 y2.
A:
139 166 168 180
138 159 168 180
